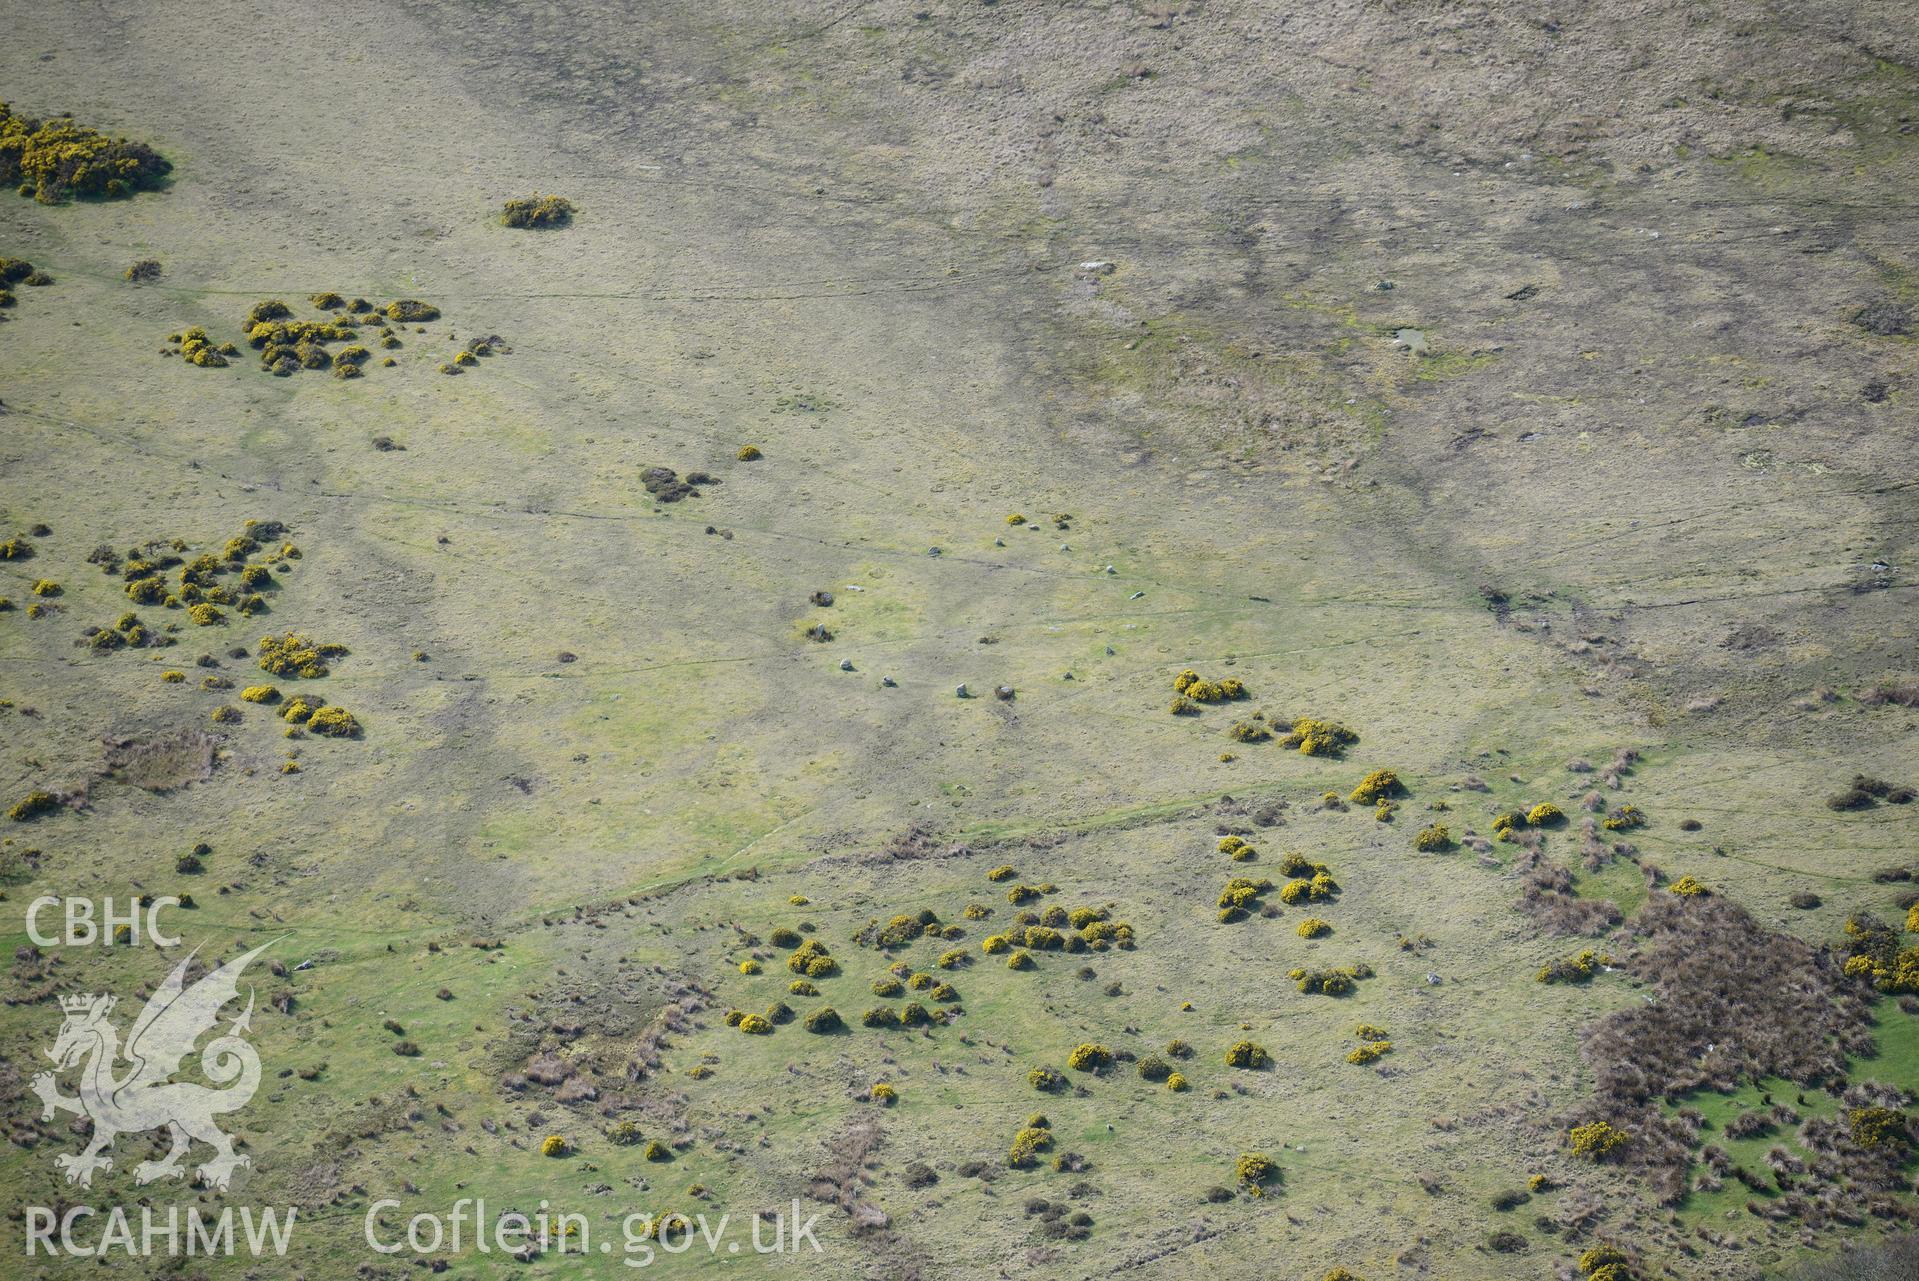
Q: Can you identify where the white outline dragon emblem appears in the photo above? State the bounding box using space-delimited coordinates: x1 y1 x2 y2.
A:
32 941 274 1192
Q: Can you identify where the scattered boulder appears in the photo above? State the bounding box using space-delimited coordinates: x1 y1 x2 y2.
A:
641 467 702 503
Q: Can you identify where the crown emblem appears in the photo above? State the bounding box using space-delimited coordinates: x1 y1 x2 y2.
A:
60 993 107 1014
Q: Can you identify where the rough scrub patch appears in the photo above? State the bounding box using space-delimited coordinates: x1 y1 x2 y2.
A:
100 729 218 791
0 103 170 202
1577 894 1874 1203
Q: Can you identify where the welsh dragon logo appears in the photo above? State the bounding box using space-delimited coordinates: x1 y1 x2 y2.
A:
32 941 273 1192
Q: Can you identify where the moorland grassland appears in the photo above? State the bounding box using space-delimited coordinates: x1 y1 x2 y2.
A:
1 2 1916 1279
